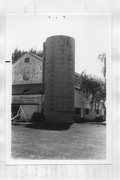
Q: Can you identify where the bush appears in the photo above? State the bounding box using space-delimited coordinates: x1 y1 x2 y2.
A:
31 112 45 123
95 116 104 122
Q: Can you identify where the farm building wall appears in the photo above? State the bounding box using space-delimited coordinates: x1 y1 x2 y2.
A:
12 52 43 85
12 94 43 121
12 51 105 122
12 94 42 105
74 87 105 121
20 105 40 120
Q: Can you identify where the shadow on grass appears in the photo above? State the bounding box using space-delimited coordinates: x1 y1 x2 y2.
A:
75 116 105 124
25 122 72 130
24 112 72 130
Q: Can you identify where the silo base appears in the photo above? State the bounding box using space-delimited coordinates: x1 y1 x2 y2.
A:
44 112 74 124
25 120 72 130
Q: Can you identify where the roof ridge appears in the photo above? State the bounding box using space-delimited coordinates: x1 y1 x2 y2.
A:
28 52 43 61
13 52 43 65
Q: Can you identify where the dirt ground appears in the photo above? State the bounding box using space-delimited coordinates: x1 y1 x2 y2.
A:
11 122 106 159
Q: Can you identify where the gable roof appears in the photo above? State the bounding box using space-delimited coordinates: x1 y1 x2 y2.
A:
75 72 81 77
28 52 43 61
13 52 43 65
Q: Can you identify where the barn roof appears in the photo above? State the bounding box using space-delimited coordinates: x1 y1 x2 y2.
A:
75 72 81 77
13 52 43 65
12 83 43 95
28 52 43 61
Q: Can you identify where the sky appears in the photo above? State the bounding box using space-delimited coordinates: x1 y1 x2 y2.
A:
6 14 111 79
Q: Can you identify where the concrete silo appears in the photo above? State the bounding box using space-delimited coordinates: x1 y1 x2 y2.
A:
44 35 75 123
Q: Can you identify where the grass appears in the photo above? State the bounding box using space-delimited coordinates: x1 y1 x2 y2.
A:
11 122 106 159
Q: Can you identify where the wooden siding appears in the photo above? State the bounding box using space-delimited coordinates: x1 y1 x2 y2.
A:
12 94 42 105
20 105 40 120
12 83 43 95
12 52 43 85
74 88 90 108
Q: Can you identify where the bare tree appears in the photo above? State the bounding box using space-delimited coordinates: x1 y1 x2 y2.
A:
98 53 106 80
98 53 106 118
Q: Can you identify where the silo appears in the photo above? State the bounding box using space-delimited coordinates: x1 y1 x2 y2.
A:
44 35 75 123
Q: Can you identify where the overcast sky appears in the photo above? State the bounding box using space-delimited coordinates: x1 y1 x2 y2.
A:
6 15 111 79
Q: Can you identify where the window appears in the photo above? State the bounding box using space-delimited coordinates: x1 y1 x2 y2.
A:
25 58 29 63
75 108 80 114
85 108 89 115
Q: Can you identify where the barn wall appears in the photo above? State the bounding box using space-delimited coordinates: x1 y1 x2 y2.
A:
12 53 43 85
74 88 105 120
84 110 96 120
74 88 89 108
12 94 42 105
84 103 105 120
20 105 39 120
12 94 42 121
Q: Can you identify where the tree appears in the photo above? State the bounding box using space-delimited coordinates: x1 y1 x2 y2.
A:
80 71 106 112
98 53 106 112
12 48 43 64
12 48 25 64
98 53 106 80
29 48 43 58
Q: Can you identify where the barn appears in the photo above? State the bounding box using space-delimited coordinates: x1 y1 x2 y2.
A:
12 52 43 121
12 37 105 123
12 53 104 122
74 73 105 121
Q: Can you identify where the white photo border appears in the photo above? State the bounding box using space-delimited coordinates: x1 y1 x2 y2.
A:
5 13 112 165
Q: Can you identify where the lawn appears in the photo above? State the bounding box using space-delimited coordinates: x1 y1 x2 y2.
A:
11 122 106 159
